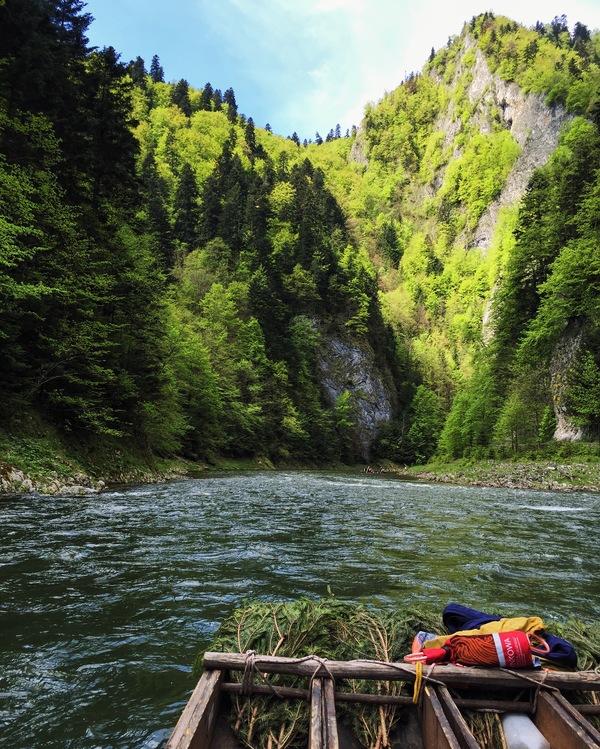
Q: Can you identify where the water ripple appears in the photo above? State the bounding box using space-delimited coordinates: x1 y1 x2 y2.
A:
0 471 598 747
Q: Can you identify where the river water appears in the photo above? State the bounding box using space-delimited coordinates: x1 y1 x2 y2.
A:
1 471 599 748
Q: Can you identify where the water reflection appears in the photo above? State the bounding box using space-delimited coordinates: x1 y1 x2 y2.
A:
0 471 598 747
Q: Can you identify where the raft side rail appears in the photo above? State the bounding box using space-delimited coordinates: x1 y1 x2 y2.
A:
168 655 600 749
202 652 600 691
166 669 223 749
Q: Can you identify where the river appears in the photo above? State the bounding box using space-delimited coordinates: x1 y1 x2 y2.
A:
1 470 598 748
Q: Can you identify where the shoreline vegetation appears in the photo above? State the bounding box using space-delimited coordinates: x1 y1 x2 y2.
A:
405 458 600 493
1 430 599 495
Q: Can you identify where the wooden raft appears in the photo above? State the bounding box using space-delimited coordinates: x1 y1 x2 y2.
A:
167 652 600 749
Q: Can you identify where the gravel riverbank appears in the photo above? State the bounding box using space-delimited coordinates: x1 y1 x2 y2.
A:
404 459 600 492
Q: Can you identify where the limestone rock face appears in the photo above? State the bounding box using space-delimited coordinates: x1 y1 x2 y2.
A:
466 47 573 252
439 43 574 342
349 129 368 167
316 335 395 461
550 322 585 442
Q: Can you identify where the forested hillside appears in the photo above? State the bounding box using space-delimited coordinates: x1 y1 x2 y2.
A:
1 1 599 479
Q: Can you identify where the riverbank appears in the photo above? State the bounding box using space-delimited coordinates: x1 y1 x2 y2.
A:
1 422 599 495
403 458 600 492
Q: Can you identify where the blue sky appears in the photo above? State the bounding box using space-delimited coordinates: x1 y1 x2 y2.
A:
84 0 600 141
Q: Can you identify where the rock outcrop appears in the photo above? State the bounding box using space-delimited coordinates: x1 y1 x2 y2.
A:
316 334 395 461
550 321 585 441
465 46 574 252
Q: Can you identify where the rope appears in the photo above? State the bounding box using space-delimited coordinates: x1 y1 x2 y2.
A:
412 661 423 704
355 658 447 688
531 668 549 714
241 650 256 695
303 655 336 691
450 634 499 666
241 649 285 698
244 653 338 701
500 667 559 692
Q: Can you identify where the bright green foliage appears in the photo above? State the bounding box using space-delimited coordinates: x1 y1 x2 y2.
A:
406 385 445 463
471 14 600 115
334 390 357 462
437 131 521 229
568 352 600 437
443 113 600 456
437 356 500 460
3 2 600 468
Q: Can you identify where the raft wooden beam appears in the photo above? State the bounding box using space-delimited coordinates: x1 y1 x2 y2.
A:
309 678 339 749
221 681 542 712
421 685 462 749
309 679 323 749
166 669 223 749
203 652 600 691
434 684 481 749
323 679 339 748
534 690 600 749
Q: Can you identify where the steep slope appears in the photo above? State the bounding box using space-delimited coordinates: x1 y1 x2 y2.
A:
306 12 600 460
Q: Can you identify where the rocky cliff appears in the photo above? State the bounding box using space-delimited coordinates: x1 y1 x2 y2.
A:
317 333 396 461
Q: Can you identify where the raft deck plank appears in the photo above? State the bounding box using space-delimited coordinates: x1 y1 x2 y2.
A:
422 685 462 749
535 691 600 749
309 678 339 749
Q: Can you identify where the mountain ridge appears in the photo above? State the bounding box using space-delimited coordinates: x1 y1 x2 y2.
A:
0 5 599 484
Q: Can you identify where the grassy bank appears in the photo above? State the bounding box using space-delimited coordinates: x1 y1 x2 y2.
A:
404 455 600 492
0 416 196 494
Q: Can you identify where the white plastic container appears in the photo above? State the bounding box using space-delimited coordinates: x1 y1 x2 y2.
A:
501 713 551 749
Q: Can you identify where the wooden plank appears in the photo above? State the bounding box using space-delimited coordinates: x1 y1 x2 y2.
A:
203 653 600 692
534 691 600 749
309 678 339 749
220 682 600 716
167 669 224 749
220 681 539 713
323 678 339 749
421 685 463 749
435 685 480 749
309 679 324 749
550 691 600 742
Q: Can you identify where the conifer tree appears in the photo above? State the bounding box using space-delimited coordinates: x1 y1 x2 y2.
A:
173 162 200 249
212 88 223 111
223 87 238 122
172 78 192 116
200 82 214 111
128 56 147 86
150 54 164 82
141 154 174 269
245 116 257 154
